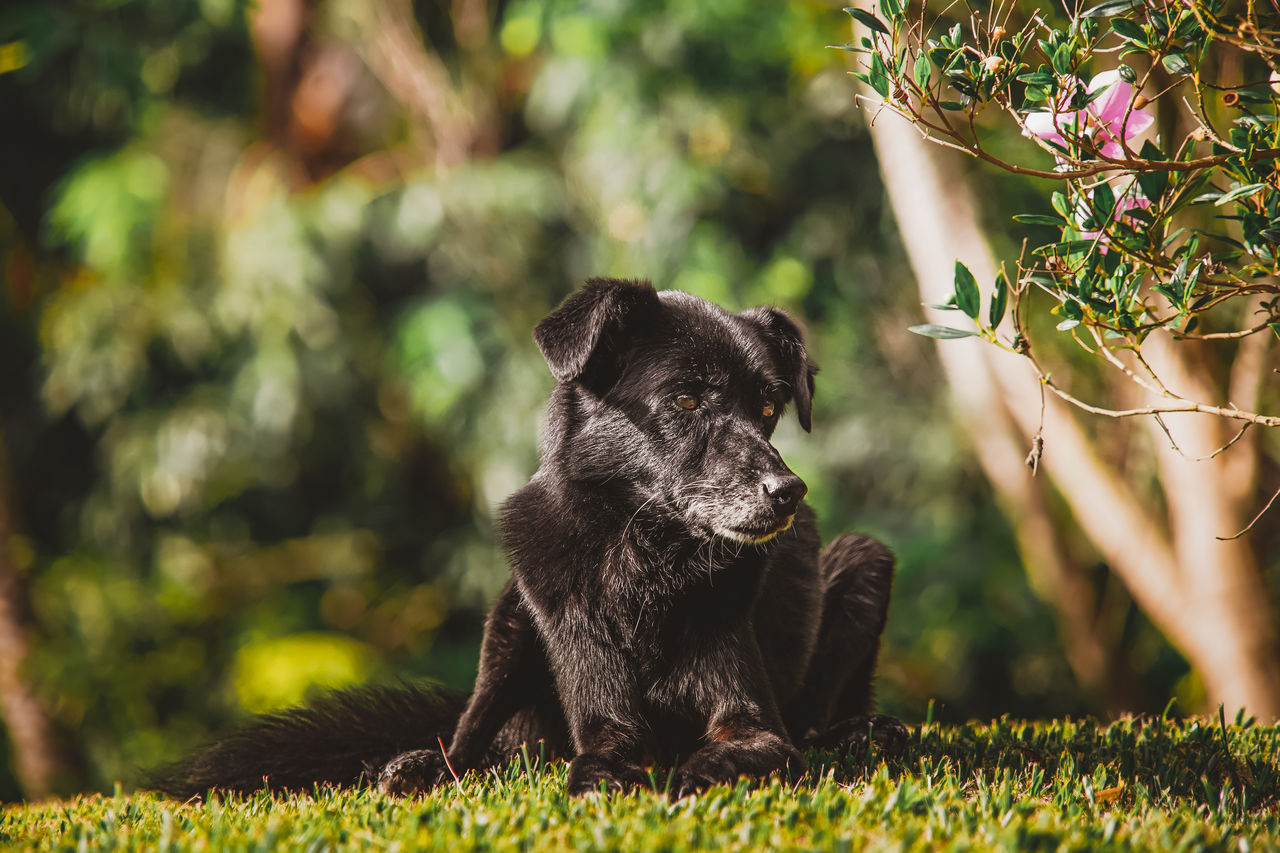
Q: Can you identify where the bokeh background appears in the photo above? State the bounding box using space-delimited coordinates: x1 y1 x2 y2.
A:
0 0 1274 800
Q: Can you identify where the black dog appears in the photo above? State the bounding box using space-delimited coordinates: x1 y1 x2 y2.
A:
157 278 901 799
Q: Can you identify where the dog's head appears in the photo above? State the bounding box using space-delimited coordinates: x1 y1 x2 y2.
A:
534 278 815 545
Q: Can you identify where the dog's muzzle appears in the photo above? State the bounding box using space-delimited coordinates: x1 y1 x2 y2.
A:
717 512 796 545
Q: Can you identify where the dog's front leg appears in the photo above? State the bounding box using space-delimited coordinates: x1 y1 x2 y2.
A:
671 633 802 798
379 580 540 794
536 609 651 796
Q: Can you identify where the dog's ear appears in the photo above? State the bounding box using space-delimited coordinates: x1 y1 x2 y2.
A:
740 306 817 432
533 278 659 387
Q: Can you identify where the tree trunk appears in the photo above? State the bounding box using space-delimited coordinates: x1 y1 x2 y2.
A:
0 439 75 798
860 103 1139 712
861 101 1280 720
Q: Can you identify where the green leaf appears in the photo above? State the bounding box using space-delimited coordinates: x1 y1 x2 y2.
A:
989 270 1009 328
1121 206 1154 225
1091 182 1116 220
1013 214 1066 226
1016 70 1056 88
1160 254 1192 311
880 0 902 20
954 260 981 319
914 52 931 88
1024 85 1050 103
1233 114 1280 127
1033 240 1097 257
937 100 966 110
1232 85 1274 104
1175 10 1204 39
1165 171 1217 217
1051 43 1074 75
1136 140 1168 201
1182 262 1201 303
868 52 890 97
908 323 978 339
949 75 977 98
1109 18 1147 45
1162 52 1192 74
1243 211 1270 253
1081 0 1144 16
1182 232 1200 260
845 7 890 36
1215 182 1267 206
1051 191 1071 219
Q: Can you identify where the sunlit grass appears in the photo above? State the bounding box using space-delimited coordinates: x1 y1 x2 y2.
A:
6 715 1278 851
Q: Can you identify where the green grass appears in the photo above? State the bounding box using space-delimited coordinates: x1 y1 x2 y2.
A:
6 715 1279 852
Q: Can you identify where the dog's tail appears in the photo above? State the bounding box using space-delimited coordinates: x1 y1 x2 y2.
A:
148 683 466 799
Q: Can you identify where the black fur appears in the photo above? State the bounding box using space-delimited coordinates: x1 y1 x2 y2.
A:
155 279 900 800
149 685 466 797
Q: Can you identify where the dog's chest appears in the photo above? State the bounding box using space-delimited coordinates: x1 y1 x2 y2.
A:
606 538 766 619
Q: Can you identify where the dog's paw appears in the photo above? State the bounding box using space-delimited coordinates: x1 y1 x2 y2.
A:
669 741 801 799
808 714 909 758
670 750 739 799
566 753 650 797
377 748 452 795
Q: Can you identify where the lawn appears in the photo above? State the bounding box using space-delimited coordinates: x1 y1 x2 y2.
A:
5 713 1278 852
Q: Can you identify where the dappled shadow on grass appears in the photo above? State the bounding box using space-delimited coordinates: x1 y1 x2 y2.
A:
805 713 1280 818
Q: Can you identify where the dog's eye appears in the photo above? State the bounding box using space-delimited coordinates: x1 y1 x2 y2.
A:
762 401 776 418
675 394 700 410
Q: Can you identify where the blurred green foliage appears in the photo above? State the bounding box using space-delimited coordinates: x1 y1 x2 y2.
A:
0 0 1188 795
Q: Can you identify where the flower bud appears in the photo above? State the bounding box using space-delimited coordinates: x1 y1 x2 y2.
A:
984 55 1006 74
991 26 1006 40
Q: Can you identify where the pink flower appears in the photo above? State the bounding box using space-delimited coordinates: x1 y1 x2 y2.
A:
1024 70 1155 159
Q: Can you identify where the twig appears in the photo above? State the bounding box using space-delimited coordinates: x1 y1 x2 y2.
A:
1129 345 1177 399
1088 327 1171 398
1021 350 1280 427
1174 318 1277 340
1153 414 1252 461
1217 483 1280 540
438 736 463 790
875 89 1280 180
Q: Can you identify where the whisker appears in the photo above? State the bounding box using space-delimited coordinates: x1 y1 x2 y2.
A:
622 494 660 542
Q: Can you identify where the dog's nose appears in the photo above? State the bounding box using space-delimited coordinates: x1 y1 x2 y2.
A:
762 474 807 515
